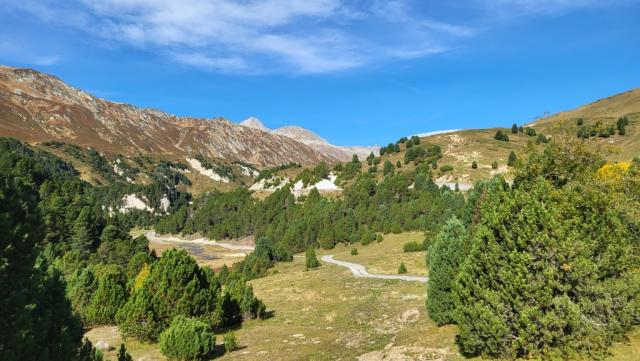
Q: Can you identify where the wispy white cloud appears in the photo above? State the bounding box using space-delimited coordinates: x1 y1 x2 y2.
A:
3 0 473 74
3 0 635 73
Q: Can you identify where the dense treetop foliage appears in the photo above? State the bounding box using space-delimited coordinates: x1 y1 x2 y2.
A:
0 138 262 360
426 140 640 359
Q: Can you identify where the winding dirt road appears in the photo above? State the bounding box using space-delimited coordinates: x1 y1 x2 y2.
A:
321 255 428 283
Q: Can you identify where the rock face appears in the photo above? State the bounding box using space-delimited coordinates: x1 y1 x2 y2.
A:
0 66 336 166
239 116 269 132
240 118 378 162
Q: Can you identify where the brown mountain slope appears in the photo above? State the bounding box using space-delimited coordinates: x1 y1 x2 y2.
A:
529 88 640 160
0 65 336 166
530 88 640 129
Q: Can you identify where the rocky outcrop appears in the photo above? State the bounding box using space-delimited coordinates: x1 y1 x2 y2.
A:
239 118 378 161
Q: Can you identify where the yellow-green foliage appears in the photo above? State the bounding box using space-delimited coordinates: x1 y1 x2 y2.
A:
133 264 149 291
597 161 631 182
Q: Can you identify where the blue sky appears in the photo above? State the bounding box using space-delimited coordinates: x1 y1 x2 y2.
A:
1 1 639 146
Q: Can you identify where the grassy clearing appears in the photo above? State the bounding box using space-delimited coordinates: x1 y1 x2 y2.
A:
319 231 428 276
87 231 639 360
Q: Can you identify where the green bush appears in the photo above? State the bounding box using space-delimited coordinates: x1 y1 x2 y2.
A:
350 248 358 255
305 247 319 269
403 241 427 253
223 332 238 353
116 249 226 341
491 161 498 169
494 130 509 142
84 264 128 325
397 262 407 274
507 151 517 167
439 165 454 173
471 160 477 169
536 134 549 144
159 316 216 361
453 178 639 359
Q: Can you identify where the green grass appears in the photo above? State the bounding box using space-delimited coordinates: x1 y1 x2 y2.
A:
86 231 640 360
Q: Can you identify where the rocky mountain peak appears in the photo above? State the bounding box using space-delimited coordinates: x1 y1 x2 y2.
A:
239 117 269 132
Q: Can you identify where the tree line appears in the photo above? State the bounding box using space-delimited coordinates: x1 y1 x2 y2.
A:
0 138 263 361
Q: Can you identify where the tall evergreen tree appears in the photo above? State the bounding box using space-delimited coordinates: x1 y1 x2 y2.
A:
71 206 99 258
0 174 84 361
511 123 518 133
426 216 469 325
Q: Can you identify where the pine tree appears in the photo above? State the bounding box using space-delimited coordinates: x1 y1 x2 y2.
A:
383 160 394 175
305 247 319 269
453 178 639 359
426 217 469 325
471 160 478 169
511 123 518 133
117 344 133 361
491 161 498 169
0 175 84 361
71 206 99 258
396 160 402 168
397 262 407 274
352 154 359 163
494 130 509 142
507 151 517 167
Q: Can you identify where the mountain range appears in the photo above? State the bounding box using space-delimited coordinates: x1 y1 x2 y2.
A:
239 117 377 161
0 65 366 166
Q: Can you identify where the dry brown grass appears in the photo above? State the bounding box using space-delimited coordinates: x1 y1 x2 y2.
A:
88 231 640 360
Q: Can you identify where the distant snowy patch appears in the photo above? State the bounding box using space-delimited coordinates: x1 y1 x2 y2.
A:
414 129 461 138
186 157 230 183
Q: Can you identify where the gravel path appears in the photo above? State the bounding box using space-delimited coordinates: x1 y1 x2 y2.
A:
144 231 255 251
321 255 428 283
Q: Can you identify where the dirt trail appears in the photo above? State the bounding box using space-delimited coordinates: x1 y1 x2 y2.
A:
321 255 428 283
144 231 255 251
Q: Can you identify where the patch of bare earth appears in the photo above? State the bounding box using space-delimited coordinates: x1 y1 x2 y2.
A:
357 345 451 361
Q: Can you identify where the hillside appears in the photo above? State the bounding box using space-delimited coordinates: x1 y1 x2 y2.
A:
360 88 640 187
0 66 336 166
529 88 640 160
